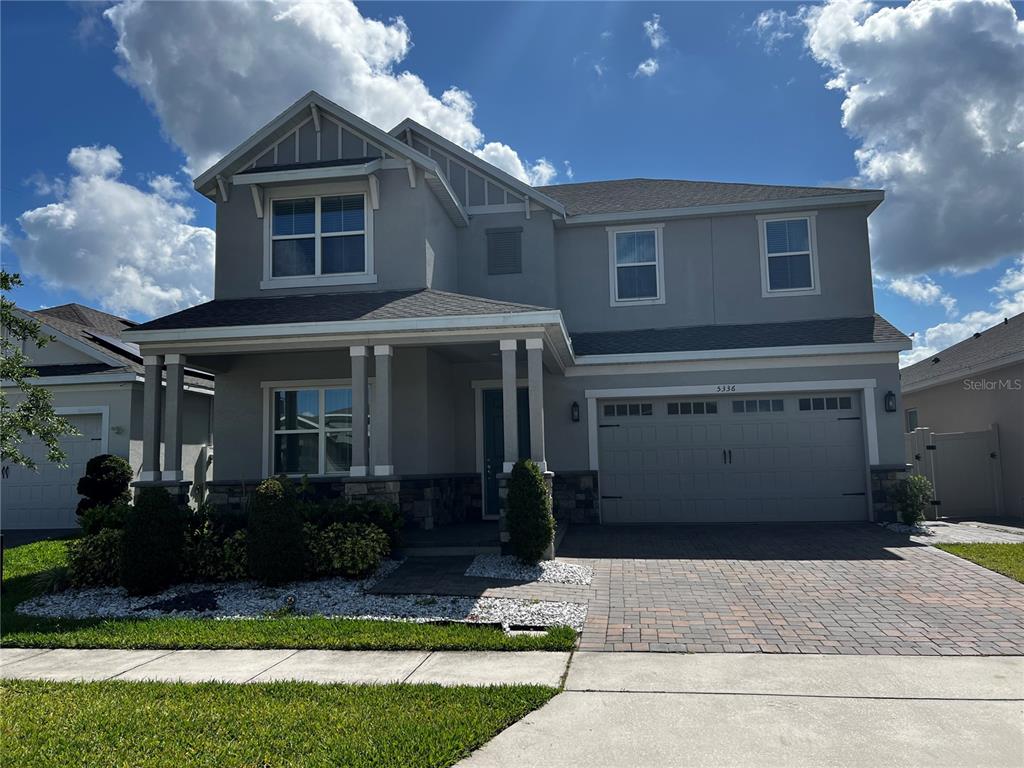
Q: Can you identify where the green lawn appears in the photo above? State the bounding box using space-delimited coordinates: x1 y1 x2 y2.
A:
2 539 575 651
935 542 1024 583
1 679 555 768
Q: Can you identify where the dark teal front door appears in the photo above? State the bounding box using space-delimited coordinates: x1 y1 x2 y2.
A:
482 388 531 519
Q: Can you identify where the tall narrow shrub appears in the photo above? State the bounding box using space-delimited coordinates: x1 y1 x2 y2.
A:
247 478 304 584
120 487 186 595
893 474 933 526
506 459 554 564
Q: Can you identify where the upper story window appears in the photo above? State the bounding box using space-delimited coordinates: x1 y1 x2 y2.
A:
758 213 820 297
607 224 665 306
487 228 522 275
262 184 376 289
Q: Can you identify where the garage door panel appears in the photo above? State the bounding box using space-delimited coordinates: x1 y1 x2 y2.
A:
599 392 867 524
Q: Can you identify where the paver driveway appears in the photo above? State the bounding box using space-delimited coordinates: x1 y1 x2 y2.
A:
558 523 1024 655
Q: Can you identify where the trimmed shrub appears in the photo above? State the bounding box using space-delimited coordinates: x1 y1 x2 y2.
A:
68 529 123 587
75 454 132 516
302 522 333 578
78 501 130 535
221 530 248 582
506 459 554 564
183 523 250 583
324 522 390 577
328 498 403 549
120 487 186 595
246 478 305 585
893 474 934 526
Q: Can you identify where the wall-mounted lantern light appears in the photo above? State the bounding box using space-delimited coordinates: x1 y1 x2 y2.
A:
884 390 897 412
570 401 580 423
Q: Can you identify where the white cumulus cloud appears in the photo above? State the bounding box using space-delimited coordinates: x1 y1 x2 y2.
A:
104 0 558 185
634 58 660 77
10 146 214 319
885 276 958 316
799 0 1024 276
643 14 668 49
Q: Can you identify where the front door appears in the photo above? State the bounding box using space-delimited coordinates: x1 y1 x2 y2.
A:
482 388 531 519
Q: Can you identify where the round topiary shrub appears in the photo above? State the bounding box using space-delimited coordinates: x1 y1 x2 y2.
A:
246 478 305 585
893 474 934 526
506 459 554 564
120 487 186 595
68 529 123 587
323 522 390 578
76 454 133 517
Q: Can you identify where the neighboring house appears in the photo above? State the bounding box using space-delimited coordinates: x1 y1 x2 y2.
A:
1 303 214 530
901 313 1023 519
123 90 911 532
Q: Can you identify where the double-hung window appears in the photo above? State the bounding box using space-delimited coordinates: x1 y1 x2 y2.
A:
271 386 356 475
759 214 819 296
264 187 374 288
608 224 665 306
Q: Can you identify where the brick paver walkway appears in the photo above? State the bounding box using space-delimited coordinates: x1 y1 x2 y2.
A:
376 524 1024 656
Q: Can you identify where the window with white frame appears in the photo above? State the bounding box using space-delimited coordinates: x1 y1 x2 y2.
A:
608 225 664 305
759 215 818 295
269 192 368 280
271 386 355 475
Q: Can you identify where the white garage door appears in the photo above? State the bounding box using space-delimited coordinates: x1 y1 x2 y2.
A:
1 413 105 530
598 392 868 523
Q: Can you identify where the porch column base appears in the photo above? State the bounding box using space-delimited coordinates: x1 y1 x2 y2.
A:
139 470 162 482
161 470 183 482
373 465 394 477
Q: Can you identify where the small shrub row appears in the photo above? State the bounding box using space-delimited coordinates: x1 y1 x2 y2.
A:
66 478 399 593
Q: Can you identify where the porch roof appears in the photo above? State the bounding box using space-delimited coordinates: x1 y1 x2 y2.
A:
128 289 551 332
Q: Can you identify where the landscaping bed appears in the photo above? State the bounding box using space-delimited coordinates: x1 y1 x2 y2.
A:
0 679 557 768
2 539 577 652
465 553 593 585
934 542 1024 583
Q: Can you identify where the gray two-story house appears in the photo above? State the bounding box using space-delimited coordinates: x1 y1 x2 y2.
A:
124 91 911 532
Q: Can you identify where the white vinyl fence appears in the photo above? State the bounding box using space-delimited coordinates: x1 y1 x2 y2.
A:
904 424 1005 518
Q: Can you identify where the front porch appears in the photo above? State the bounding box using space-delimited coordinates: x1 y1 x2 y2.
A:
126 295 597 548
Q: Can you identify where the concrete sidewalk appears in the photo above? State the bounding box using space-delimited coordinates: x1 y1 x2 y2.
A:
460 652 1024 767
0 648 569 687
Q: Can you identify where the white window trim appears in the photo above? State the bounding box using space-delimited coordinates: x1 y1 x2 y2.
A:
261 181 377 290
757 212 820 298
607 223 666 307
261 378 372 478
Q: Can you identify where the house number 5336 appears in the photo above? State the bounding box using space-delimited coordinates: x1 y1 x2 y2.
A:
715 385 736 392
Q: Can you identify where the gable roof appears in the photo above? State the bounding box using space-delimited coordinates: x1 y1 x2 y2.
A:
572 314 909 357
21 303 213 389
539 178 883 217
389 118 567 215
128 289 551 333
901 312 1024 392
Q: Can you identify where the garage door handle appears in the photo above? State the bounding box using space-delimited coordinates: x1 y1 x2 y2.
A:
842 492 866 496
722 450 726 464
728 449 733 464
837 417 861 421
601 495 623 500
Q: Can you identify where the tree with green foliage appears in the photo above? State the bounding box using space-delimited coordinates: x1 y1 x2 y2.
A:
1 271 77 469
893 474 934 526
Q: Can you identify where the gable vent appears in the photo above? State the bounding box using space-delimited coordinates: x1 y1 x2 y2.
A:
487 228 523 275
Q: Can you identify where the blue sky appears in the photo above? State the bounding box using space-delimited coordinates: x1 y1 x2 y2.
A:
2 1 1022 365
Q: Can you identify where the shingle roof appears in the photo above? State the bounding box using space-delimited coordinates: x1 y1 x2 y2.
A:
571 314 908 356
900 313 1024 389
26 303 213 388
130 289 551 332
537 178 879 216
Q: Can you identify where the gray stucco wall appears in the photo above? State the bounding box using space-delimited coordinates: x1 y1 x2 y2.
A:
128 384 213 487
553 204 876 333
903 361 1024 517
456 211 558 308
214 168 458 299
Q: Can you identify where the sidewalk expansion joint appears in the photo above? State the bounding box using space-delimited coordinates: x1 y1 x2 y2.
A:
401 651 434 683
243 649 301 684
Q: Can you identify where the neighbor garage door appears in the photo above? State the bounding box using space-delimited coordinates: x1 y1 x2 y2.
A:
598 392 867 523
1 413 105 529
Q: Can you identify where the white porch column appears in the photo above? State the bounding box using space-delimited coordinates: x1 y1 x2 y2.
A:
372 345 393 476
350 346 369 477
500 339 520 472
162 354 186 481
526 338 546 471
140 355 164 481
